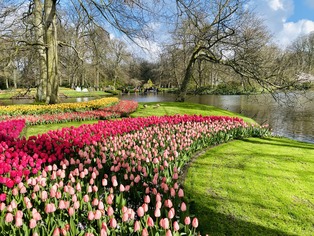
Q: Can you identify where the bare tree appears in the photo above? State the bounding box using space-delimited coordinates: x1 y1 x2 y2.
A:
174 0 246 101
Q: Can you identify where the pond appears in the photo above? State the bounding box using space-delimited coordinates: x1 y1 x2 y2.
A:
119 92 314 144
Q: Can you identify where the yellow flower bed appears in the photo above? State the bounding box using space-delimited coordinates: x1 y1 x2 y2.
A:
0 97 119 115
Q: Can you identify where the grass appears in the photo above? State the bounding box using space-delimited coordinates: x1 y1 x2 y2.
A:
24 120 99 137
131 102 256 124
184 137 314 236
0 87 111 100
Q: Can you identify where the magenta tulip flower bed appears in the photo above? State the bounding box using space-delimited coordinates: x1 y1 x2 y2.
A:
0 115 269 235
0 119 26 142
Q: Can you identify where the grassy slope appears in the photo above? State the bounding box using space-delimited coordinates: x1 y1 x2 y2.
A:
184 137 314 236
131 102 256 124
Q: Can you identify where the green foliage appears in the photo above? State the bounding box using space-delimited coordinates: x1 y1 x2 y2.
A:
293 82 312 90
214 81 245 95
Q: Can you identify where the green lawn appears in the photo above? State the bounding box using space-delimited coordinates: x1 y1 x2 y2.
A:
0 87 111 100
131 102 256 124
184 137 314 236
24 120 99 137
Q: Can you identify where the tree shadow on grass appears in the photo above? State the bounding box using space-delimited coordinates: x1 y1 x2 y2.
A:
241 137 314 150
184 137 314 236
189 201 297 236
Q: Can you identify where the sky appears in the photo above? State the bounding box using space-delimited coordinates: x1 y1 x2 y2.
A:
132 0 314 61
248 0 314 48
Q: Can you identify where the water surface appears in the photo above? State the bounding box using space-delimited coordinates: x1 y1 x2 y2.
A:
119 92 314 144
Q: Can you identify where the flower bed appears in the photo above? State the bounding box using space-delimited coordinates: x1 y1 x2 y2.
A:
0 115 270 235
0 100 138 126
0 120 25 142
0 97 119 116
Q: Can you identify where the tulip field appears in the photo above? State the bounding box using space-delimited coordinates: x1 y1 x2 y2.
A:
0 98 270 235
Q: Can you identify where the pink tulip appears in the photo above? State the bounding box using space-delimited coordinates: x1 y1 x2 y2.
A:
107 206 114 216
10 200 17 209
52 228 60 236
68 207 75 217
109 218 117 228
5 213 13 223
164 199 173 208
45 203 56 213
173 221 180 231
12 188 18 196
111 176 118 187
142 228 149 236
93 186 98 192
92 198 99 206
165 230 172 236
102 178 107 186
94 210 102 220
178 188 184 197
184 216 191 225
98 201 104 210
134 220 141 232
73 201 80 210
119 184 125 192
106 195 113 205
41 191 48 201
147 216 154 227
88 211 95 221
142 203 148 212
144 195 150 204
0 202 6 211
137 206 144 217
192 217 199 228
29 218 37 229
100 228 107 236
15 217 23 227
181 202 187 212
168 208 175 219
83 195 89 202
122 212 129 222
16 210 23 218
159 218 169 229
154 208 161 217
59 200 67 209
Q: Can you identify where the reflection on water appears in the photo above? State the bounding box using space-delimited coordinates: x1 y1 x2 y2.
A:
119 92 314 144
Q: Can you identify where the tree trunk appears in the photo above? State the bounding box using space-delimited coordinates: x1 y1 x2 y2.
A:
13 68 17 88
44 0 58 104
34 0 47 102
176 52 197 102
